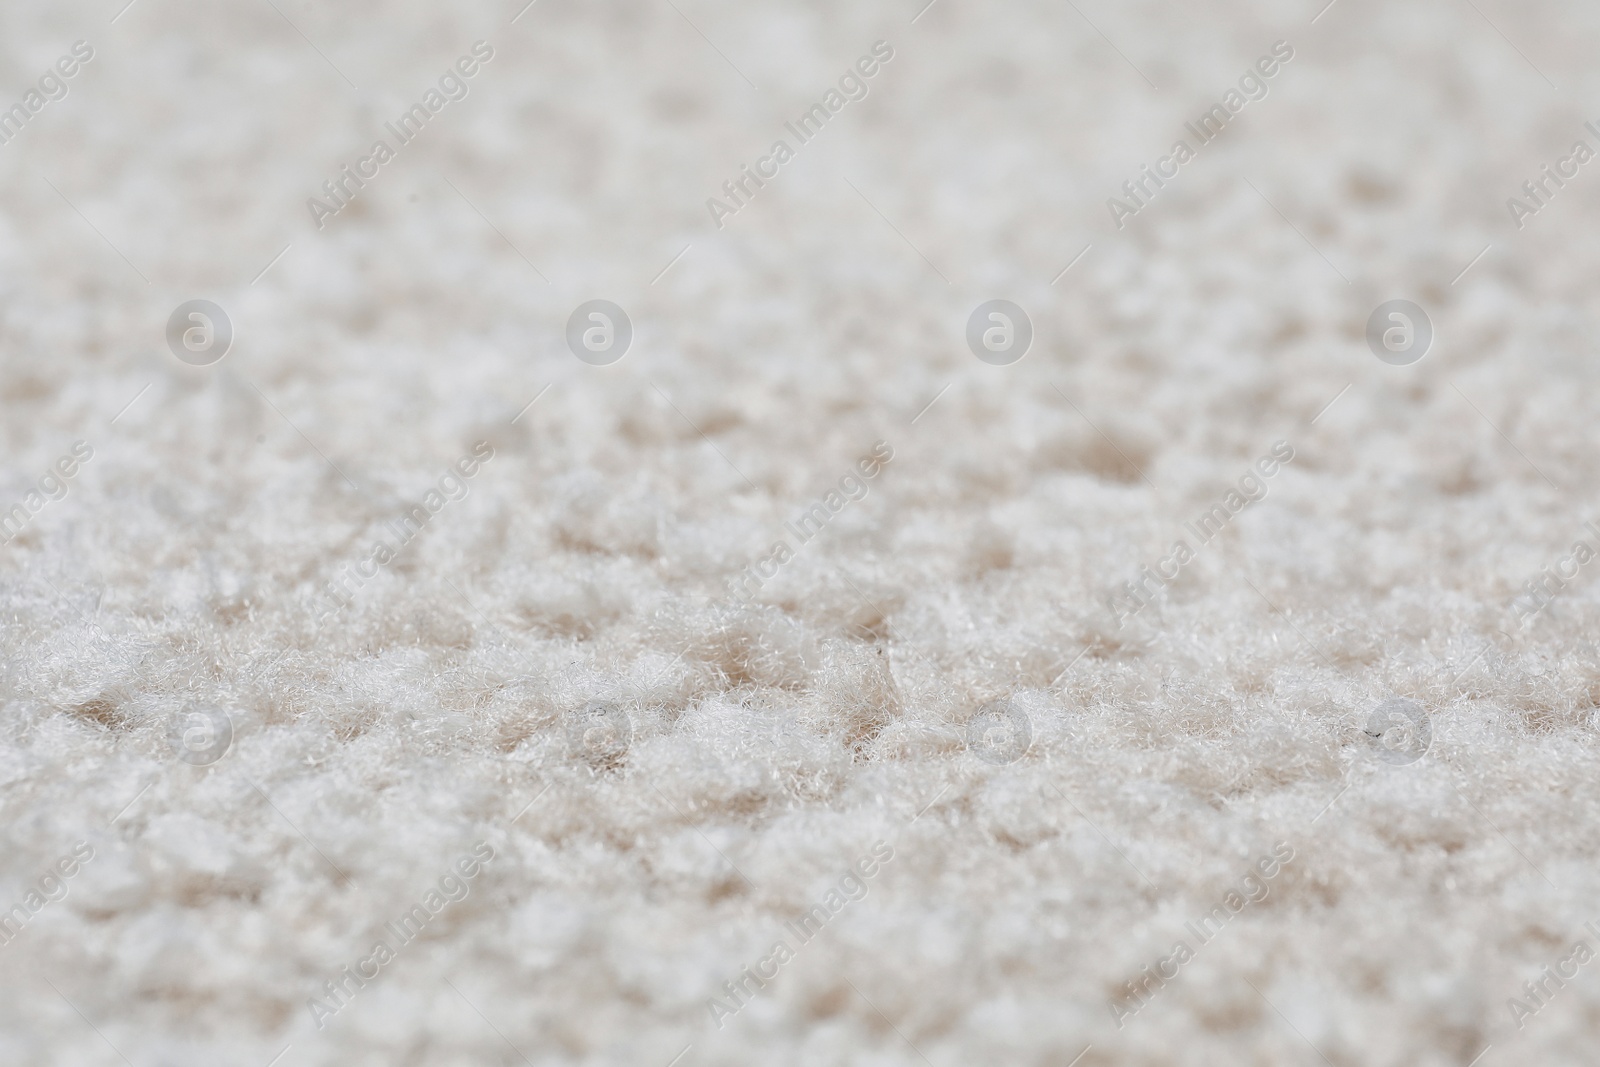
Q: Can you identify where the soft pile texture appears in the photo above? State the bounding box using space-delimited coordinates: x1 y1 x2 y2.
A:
2 0 1599 1063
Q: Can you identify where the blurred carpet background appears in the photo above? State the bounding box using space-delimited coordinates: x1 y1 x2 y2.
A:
2 0 1600 1063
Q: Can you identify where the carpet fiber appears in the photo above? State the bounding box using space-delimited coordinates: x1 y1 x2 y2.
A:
2 0 1599 1063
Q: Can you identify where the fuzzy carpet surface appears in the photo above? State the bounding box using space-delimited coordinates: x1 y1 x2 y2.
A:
2 0 1600 1064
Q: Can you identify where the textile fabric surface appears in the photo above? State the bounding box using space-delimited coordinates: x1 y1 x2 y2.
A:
0 0 1596 1064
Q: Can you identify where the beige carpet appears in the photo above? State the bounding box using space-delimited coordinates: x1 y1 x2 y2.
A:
2 0 1599 1063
